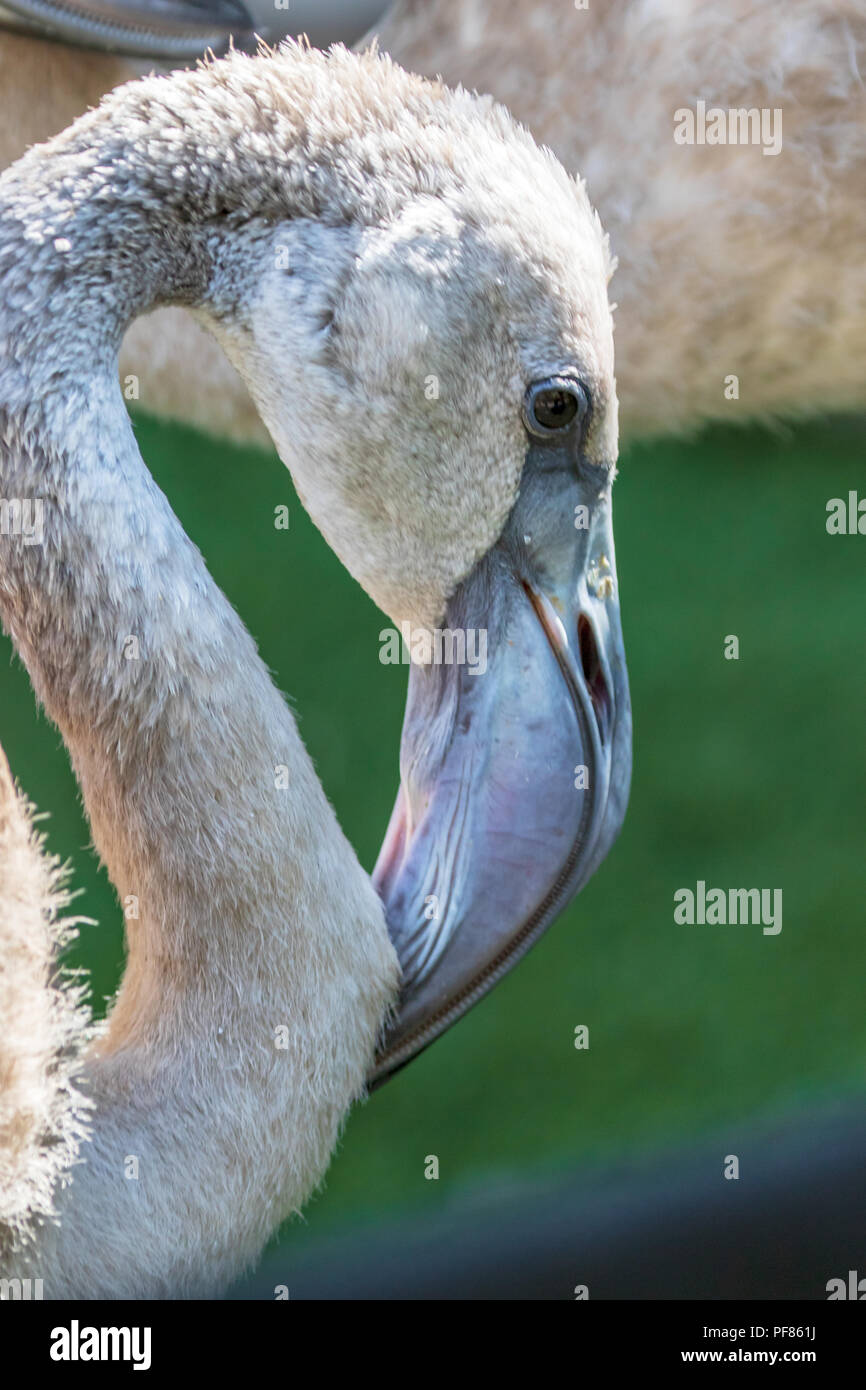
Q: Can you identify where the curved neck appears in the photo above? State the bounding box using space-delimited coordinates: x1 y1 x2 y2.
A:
0 74 397 1298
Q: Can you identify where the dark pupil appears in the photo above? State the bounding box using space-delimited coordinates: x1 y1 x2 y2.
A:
534 388 577 429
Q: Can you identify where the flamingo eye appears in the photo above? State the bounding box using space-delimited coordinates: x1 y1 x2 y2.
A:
524 378 590 436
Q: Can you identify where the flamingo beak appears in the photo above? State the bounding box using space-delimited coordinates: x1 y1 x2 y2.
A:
370 448 632 1085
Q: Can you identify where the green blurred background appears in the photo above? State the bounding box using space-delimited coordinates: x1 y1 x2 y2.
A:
1 410 863 1288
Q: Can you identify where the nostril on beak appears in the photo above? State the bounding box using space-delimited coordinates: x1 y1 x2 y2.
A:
578 614 611 743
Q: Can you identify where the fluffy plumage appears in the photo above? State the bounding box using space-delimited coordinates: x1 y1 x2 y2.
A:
0 750 92 1248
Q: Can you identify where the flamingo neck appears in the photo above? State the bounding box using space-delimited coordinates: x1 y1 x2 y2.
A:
0 82 398 1298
